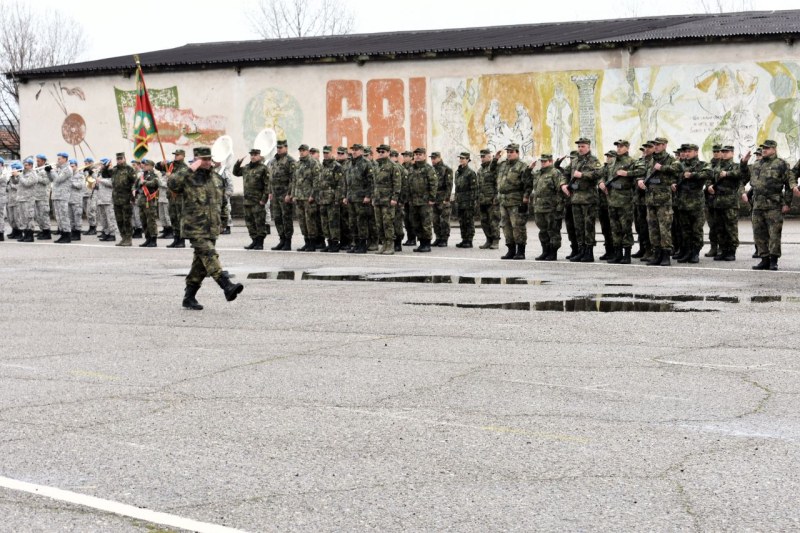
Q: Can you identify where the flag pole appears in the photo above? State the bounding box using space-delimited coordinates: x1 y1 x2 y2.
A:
134 54 171 172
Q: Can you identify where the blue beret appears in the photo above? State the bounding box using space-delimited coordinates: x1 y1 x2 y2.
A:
24 158 34 164
11 162 23 170
36 154 47 160
0 157 4 165
84 157 95 163
100 158 110 165
68 159 77 165
57 152 69 158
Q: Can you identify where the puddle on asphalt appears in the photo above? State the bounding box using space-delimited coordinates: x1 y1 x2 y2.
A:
409 298 715 313
246 270 549 285
602 293 740 303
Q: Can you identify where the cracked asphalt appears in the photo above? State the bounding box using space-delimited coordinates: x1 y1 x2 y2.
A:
2 219 800 532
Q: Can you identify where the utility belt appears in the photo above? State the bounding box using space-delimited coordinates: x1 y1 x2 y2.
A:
609 181 632 191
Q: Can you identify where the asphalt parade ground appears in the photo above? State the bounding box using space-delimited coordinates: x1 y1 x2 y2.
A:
2 219 800 532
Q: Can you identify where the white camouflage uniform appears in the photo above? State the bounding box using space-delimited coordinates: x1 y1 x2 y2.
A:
51 162 73 233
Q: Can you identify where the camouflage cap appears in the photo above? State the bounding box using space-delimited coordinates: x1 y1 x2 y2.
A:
141 159 155 166
679 144 690 150
389 149 399 157
298 144 309 151
458 151 471 160
755 148 763 155
479 148 492 156
363 146 373 154
350 143 364 150
505 143 520 152
711 144 722 151
337 146 347 154
194 146 212 158
673 149 682 155
613 139 630 147
276 140 288 147
653 137 669 144
604 150 617 157
722 145 734 152
575 137 591 145
401 150 413 157
115 152 126 158
249 148 261 155
172 149 185 155
309 147 319 153
413 147 426 154
376 144 391 152
761 139 777 148
539 153 553 161
322 145 332 153
430 151 441 158
641 142 654 148
685 143 699 151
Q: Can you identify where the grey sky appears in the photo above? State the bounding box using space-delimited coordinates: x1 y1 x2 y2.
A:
38 0 800 63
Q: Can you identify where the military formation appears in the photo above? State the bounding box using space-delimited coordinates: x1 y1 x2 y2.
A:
3 136 800 272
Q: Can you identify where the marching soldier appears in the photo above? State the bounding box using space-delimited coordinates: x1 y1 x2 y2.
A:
292 144 322 251
407 147 437 253
454 152 477 248
168 146 243 310
531 154 564 261
234 148 269 250
476 149 500 249
636 137 678 266
430 151 453 247
497 143 532 260
598 140 645 264
317 146 345 252
560 138 602 262
106 152 137 247
268 139 297 251
744 139 794 270
708 145 747 261
135 159 160 247
96 158 118 241
372 144 402 254
672 143 710 264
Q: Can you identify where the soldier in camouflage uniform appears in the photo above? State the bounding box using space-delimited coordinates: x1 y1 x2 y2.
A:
497 143 532 260
81 157 98 236
597 150 616 260
95 158 118 241
745 139 794 270
317 146 345 252
531 154 564 261
430 152 453 247
135 159 160 247
67 159 85 240
293 144 322 251
33 155 53 240
704 145 723 257
268 139 297 251
708 145 747 261
163 149 189 248
598 140 644 264
218 163 234 235
390 149 408 252
672 143 710 264
344 143 374 254
476 148 500 249
636 137 678 266
234 148 269 250
157 164 173 240
561 138 602 262
371 144 402 254
407 147 437 253
13 162 36 242
5 159 20 240
106 152 138 247
336 147 352 248
632 142 654 261
169 147 243 310
556 151 579 260
52 152 73 243
401 150 417 247
454 152 477 248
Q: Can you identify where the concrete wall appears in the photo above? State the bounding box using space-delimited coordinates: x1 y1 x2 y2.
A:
19 41 800 194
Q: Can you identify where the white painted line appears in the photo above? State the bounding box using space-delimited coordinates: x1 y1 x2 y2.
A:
0 476 249 533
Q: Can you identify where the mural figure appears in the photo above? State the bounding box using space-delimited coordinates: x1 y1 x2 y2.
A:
546 84 572 156
624 68 679 144
512 103 534 157
695 67 760 154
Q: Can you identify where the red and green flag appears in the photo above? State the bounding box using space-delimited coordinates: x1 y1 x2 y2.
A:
132 65 158 160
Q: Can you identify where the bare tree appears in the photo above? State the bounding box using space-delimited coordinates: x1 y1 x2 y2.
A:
0 0 88 157
698 0 754 13
249 0 356 39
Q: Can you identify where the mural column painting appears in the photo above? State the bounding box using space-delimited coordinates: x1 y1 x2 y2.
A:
571 74 599 145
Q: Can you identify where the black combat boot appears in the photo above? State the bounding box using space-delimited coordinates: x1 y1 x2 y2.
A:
281 238 292 251
431 238 441 247
147 237 157 248
752 257 770 270
704 243 718 257
769 255 779 271
569 245 585 263
631 245 646 258
413 239 431 253
513 244 526 260
436 238 448 247
394 237 402 252
0 233 3 241
329 239 341 253
688 248 700 264
37 229 52 240
580 246 594 263
620 247 631 264
83 225 97 236
501 244 516 260
216 275 244 302
174 237 186 248
641 245 654 262
271 237 285 251
565 244 579 260
319 239 330 252
7 228 19 239
646 248 662 266
244 237 257 250
456 240 472 248
660 249 672 266
355 239 368 254
16 230 27 242
403 236 417 247
677 248 692 263
607 247 623 264
671 247 684 260
297 238 309 251
132 227 143 239
535 245 549 261
543 247 558 261
54 231 71 244
182 285 203 310
599 244 613 261
22 229 35 242
139 236 152 247
166 232 180 248
71 230 81 241
252 237 264 250
719 249 736 262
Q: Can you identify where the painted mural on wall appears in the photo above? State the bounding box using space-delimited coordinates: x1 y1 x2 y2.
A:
114 86 226 147
34 82 93 159
431 60 800 163
242 88 304 149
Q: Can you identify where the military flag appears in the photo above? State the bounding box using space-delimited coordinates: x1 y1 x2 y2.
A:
132 63 158 160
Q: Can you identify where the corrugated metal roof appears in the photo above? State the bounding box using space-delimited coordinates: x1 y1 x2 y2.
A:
11 10 800 79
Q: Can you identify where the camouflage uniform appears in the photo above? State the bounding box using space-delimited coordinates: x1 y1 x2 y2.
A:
704 150 722 256
640 148 678 258
605 152 645 254
157 170 172 235
82 168 98 231
402 159 416 244
268 150 297 243
219 166 234 230
166 159 190 246
95 165 118 238
476 154 500 248
431 158 453 245
52 162 73 235
597 160 614 259
672 153 710 261
531 160 564 256
233 157 269 244
562 149 602 250
372 152 402 253
393 156 409 246
345 153 375 249
317 154 345 247
406 157 437 248
708 154 743 258
497 149 532 256
68 167 85 234
748 148 793 263
34 166 53 235
454 160 477 245
15 168 37 234
135 168 160 242
108 161 137 245
292 153 321 249
6 169 18 235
